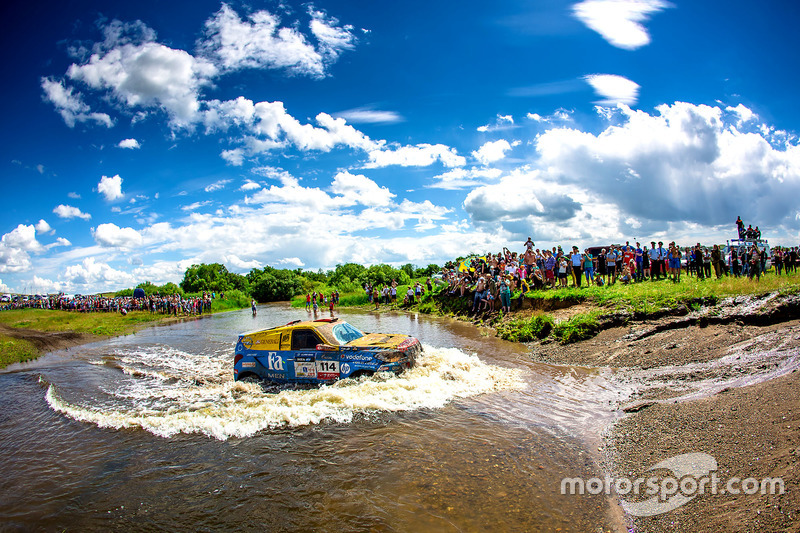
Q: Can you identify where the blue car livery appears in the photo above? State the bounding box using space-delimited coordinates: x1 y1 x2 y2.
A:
234 318 422 383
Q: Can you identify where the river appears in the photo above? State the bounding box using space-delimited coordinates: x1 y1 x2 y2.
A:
0 304 626 532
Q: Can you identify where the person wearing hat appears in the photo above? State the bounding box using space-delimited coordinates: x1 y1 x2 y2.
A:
570 246 582 287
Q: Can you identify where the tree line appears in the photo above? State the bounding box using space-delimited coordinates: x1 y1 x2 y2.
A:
115 262 441 303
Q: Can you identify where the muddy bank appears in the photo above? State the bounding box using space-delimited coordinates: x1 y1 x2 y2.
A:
528 293 800 369
0 323 99 354
519 292 800 531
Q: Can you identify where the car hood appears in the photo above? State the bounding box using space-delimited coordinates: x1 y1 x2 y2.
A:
345 332 413 349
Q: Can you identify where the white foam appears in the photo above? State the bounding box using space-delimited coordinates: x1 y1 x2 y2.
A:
46 346 524 440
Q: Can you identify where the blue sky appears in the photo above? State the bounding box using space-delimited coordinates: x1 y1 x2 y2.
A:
2 0 800 294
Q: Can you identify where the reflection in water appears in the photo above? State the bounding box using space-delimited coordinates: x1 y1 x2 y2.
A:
0 305 622 532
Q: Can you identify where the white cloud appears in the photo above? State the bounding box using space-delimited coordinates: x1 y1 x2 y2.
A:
53 204 91 220
67 27 217 127
92 223 144 249
221 148 245 166
239 180 261 191
204 179 232 192
572 0 673 50
533 101 800 229
584 74 640 105
118 138 140 149
330 171 395 207
0 278 11 293
0 225 44 273
62 257 136 292
366 143 466 168
477 114 516 132
181 200 212 212
98 175 124 201
40 77 113 128
198 4 355 78
308 9 357 62
427 167 503 190
472 139 514 165
68 192 81 199
35 219 53 234
335 107 403 124
726 104 757 126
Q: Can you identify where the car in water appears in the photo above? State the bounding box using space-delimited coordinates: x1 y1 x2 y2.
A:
234 317 422 384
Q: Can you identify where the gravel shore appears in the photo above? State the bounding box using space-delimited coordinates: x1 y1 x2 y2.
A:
526 293 800 531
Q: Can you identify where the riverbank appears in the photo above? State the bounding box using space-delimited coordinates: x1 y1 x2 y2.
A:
516 293 800 532
0 305 243 368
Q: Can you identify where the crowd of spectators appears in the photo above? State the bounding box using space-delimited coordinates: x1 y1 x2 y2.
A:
1 292 216 316
439 234 800 314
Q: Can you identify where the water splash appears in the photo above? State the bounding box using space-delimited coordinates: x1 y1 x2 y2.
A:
46 346 524 440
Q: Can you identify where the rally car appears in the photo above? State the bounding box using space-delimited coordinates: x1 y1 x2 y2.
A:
233 318 422 384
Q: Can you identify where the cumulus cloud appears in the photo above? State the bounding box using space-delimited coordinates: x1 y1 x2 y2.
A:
472 139 515 165
534 101 800 230
40 77 113 128
585 74 640 105
118 138 140 148
0 225 44 273
365 143 466 168
92 223 144 248
572 0 673 50
330 171 395 207
35 219 53 234
62 257 136 292
198 4 355 78
239 180 261 191
98 175 124 201
53 204 91 220
66 22 217 127
726 103 757 126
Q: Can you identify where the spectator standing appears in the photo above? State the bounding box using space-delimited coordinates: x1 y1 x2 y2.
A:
570 246 582 287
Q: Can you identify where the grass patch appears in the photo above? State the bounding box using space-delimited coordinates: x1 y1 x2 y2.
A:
496 313 554 342
0 334 37 368
552 312 602 344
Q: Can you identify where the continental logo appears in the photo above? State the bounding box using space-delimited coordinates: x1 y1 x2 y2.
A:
248 336 281 350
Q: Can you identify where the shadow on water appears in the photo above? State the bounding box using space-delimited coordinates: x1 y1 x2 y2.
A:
0 304 627 532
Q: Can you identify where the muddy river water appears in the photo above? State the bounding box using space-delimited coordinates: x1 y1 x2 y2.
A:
1 305 628 532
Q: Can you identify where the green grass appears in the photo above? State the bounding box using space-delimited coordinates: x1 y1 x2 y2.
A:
551 311 603 344
496 313 554 342
0 334 37 368
0 308 172 336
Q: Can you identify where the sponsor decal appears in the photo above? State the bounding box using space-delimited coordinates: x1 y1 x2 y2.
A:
236 343 245 352
316 360 339 380
267 352 285 372
240 336 253 348
294 361 317 378
341 353 376 362
295 354 315 362
340 363 351 375
242 362 256 368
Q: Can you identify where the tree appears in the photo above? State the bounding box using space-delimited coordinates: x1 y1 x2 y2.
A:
180 263 232 293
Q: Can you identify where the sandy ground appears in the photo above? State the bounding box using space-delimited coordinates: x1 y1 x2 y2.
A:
523 294 800 532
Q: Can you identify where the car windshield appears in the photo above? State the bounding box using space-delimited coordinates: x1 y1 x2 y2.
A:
332 322 365 344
